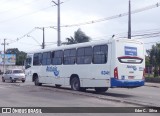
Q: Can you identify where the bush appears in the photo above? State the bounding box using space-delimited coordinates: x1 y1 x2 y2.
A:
145 77 160 83
153 67 159 77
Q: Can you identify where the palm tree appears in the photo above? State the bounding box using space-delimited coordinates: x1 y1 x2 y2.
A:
64 28 91 45
65 36 76 45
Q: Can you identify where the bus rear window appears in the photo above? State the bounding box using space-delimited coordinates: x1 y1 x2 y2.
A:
118 56 143 64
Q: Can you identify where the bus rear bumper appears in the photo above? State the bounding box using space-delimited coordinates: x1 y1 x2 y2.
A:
110 78 145 88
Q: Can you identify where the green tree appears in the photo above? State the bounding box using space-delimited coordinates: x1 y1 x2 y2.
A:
145 56 150 67
64 28 91 45
6 48 26 65
147 44 160 77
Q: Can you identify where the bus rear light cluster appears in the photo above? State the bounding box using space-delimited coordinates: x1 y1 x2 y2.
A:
114 67 118 79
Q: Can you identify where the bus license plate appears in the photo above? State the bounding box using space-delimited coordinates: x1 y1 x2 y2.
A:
128 76 134 79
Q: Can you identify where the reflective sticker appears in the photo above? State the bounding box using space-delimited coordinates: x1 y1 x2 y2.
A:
139 67 144 71
127 65 137 71
46 66 60 77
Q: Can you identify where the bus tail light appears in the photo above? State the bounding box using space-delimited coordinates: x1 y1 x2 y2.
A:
114 67 118 79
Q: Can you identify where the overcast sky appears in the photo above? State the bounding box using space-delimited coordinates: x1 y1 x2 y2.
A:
0 0 160 52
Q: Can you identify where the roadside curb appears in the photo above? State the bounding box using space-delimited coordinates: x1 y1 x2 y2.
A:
145 83 160 88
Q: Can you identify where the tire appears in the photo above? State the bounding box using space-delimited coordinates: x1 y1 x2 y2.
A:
34 76 42 86
95 87 108 93
55 84 61 88
22 80 25 83
2 77 5 82
71 77 80 91
80 87 86 92
10 77 13 83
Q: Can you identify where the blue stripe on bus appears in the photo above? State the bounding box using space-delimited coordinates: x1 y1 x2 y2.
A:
110 78 145 88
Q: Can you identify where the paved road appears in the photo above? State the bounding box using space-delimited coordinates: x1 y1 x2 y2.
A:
0 81 135 107
103 86 160 107
0 77 160 107
0 76 159 115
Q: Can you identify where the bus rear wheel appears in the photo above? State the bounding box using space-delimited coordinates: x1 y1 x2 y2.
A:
22 80 25 83
71 77 80 91
55 84 61 88
34 76 42 86
95 87 108 93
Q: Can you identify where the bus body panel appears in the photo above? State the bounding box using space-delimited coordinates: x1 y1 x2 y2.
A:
25 38 145 89
110 39 145 88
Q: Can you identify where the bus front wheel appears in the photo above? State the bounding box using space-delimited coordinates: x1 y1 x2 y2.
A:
34 76 42 86
95 87 108 93
71 77 80 91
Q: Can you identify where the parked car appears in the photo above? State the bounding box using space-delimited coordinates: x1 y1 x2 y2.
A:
2 69 25 83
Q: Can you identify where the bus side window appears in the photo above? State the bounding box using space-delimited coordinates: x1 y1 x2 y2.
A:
63 48 76 65
52 50 63 65
77 47 92 64
38 53 42 65
93 45 108 64
33 53 39 65
42 52 51 65
33 53 42 66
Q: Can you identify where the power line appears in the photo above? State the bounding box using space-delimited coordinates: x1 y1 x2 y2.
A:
0 5 53 24
118 31 160 38
13 42 39 46
7 1 160 48
0 0 71 24
27 35 41 45
132 32 160 37
0 0 44 15
8 27 160 47
91 28 160 40
60 2 160 28
8 28 36 44
144 40 160 44
0 0 13 4
8 26 58 45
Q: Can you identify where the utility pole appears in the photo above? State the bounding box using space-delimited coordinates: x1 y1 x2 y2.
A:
3 39 6 73
42 27 45 49
128 0 131 39
35 27 45 49
52 0 61 46
57 0 61 46
1 39 8 73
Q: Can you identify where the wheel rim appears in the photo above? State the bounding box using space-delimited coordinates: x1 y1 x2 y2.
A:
35 78 38 85
73 82 78 90
35 77 39 85
72 78 80 90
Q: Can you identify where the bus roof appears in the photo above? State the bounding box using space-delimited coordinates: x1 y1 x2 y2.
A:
26 38 143 54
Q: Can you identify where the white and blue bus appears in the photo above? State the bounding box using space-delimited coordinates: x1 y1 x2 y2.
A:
25 38 145 92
